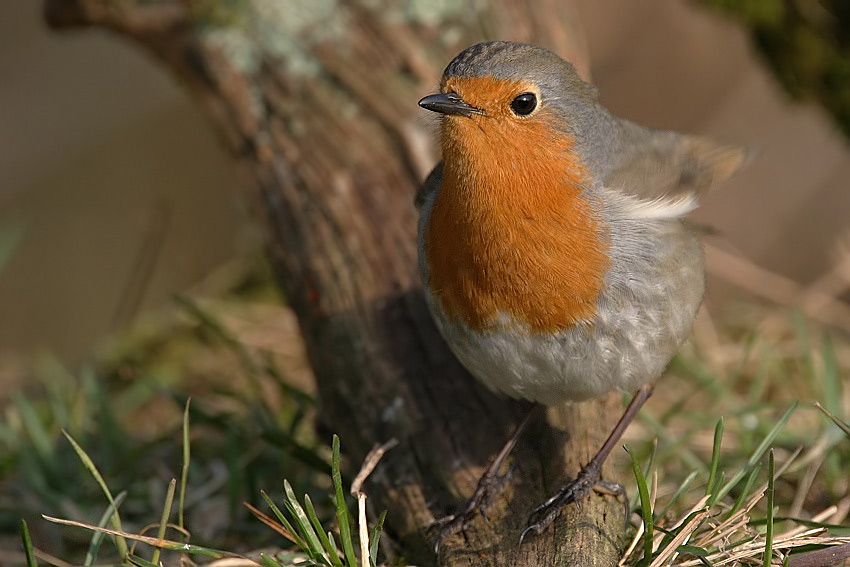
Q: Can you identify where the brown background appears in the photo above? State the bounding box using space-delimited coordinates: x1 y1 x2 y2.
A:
1 0 847 363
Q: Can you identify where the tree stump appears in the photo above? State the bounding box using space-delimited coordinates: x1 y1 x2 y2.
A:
44 1 627 564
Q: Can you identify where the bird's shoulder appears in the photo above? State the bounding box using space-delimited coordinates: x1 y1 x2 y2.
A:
601 117 748 204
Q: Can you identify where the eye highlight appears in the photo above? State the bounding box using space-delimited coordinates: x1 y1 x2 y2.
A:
510 92 537 116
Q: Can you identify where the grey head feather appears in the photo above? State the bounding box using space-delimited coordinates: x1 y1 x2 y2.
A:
432 41 748 202
443 41 599 104
440 42 634 188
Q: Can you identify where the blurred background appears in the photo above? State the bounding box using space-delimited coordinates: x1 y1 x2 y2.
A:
2 0 849 369
2 1 850 563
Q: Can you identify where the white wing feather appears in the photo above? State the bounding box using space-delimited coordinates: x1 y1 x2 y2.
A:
622 192 699 220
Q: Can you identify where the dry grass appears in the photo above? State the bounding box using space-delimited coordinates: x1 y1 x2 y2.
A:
3 240 850 566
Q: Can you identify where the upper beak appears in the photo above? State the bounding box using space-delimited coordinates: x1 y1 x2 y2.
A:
418 92 484 117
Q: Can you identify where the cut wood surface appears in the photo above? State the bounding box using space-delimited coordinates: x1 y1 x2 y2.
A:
44 1 626 564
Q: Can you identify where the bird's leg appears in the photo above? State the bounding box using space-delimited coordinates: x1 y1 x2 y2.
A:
521 384 655 542
433 405 540 552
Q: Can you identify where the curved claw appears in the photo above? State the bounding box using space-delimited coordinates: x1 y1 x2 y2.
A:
431 514 457 554
521 465 625 544
432 408 538 553
519 523 541 546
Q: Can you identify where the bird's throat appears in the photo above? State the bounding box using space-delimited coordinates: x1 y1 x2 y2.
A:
426 114 610 333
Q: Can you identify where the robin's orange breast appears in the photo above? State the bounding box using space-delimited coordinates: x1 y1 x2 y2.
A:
425 80 611 334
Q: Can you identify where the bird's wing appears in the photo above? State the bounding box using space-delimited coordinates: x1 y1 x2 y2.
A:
417 122 747 216
416 161 444 210
604 118 749 204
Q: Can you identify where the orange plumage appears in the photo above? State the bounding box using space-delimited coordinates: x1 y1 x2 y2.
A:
425 76 609 333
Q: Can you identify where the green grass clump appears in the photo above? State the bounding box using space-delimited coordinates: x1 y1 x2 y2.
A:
619 304 850 566
32 424 386 567
0 280 325 564
3 257 850 566
624 403 850 565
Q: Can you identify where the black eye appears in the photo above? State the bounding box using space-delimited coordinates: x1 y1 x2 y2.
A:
510 92 537 116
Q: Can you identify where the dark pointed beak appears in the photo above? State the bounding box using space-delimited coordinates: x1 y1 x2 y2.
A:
418 92 484 117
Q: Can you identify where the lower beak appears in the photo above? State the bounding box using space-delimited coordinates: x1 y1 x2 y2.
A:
418 93 484 117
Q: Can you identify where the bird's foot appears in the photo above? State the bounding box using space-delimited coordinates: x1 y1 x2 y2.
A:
431 464 515 552
431 408 537 553
520 463 624 544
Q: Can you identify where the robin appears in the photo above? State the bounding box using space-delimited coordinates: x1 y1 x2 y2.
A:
416 41 746 540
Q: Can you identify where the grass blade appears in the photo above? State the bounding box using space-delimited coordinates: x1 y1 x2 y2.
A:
260 490 307 550
815 402 850 440
327 531 341 564
259 552 285 567
20 520 37 567
628 446 654 565
369 510 387 567
179 398 191 533
283 480 329 563
763 449 775 567
820 336 842 417
42 515 233 558
151 479 176 566
676 544 708 557
62 431 129 558
715 402 797 502
730 463 762 516
13 392 53 461
84 490 127 566
706 418 724 499
332 436 358 567
304 494 343 567
651 506 711 566
127 554 159 567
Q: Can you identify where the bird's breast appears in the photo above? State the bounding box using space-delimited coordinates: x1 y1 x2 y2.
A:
424 115 610 334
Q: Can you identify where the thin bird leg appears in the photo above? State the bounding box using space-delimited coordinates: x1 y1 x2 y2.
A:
433 405 541 552
521 383 655 542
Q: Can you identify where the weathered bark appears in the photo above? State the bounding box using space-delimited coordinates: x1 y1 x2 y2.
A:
44 1 626 565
